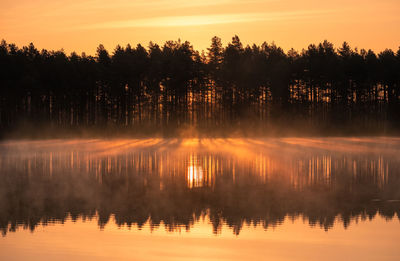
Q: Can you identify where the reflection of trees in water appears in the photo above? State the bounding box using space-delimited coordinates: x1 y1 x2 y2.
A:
1 143 400 236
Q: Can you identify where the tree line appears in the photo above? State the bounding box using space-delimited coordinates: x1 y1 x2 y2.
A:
0 36 399 136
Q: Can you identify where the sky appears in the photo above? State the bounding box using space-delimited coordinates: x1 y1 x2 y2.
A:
1 0 399 55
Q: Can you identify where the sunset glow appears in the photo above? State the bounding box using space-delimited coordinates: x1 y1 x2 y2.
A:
1 1 400 260
1 0 399 54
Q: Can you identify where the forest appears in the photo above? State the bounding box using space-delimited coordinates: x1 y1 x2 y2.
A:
0 36 399 137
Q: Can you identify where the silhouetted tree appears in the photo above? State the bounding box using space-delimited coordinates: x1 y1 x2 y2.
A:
0 37 399 137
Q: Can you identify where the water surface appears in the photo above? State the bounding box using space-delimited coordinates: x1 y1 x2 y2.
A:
1 138 399 260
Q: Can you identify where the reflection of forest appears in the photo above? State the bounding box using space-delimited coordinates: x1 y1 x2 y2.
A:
1 139 400 236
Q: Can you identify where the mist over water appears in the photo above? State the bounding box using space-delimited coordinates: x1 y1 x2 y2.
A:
1 137 400 236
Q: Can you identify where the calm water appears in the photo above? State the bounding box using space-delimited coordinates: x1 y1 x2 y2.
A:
1 138 400 260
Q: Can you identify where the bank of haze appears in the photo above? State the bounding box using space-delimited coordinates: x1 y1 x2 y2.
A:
1 137 400 236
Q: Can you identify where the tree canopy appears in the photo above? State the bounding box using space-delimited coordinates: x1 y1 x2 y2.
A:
0 36 399 137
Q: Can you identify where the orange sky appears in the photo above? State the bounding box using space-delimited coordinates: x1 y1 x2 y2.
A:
1 0 399 55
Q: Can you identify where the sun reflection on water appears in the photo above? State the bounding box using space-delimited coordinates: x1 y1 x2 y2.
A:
0 138 400 238
187 155 206 188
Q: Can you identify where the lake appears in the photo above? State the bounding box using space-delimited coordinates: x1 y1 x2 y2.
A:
1 138 400 260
